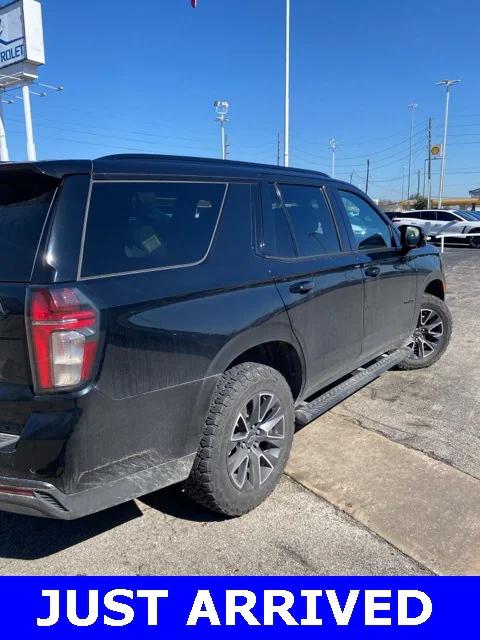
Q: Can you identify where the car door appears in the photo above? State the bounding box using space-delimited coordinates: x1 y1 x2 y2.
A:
421 210 444 235
333 188 417 360
436 210 461 236
259 181 364 397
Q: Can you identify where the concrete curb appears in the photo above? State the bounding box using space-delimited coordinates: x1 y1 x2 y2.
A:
285 411 480 575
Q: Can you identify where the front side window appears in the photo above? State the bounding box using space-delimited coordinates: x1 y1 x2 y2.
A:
81 182 227 277
277 184 341 257
339 191 395 251
437 211 456 221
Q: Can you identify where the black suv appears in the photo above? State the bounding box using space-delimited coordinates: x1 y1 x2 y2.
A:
0 155 452 519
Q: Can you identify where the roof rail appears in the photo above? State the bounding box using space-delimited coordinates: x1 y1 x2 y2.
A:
95 153 329 178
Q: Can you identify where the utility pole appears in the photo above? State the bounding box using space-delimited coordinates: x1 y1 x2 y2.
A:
365 159 370 194
417 169 421 197
437 79 461 207
284 0 290 167
214 100 229 160
427 117 432 208
407 103 418 200
401 166 406 202
277 132 281 165
350 169 355 184
422 158 427 198
329 138 336 177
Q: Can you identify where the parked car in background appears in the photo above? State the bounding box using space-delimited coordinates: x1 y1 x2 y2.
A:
383 211 402 220
0 156 452 520
392 210 480 248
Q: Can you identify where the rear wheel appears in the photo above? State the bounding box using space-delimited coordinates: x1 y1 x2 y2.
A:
398 294 452 370
185 362 295 516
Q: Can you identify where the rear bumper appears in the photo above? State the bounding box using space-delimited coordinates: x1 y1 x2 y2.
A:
0 453 195 520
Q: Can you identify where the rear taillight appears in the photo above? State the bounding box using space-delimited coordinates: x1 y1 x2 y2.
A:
27 288 99 393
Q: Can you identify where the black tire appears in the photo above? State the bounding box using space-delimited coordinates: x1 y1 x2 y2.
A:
469 231 480 248
397 293 452 370
185 362 295 516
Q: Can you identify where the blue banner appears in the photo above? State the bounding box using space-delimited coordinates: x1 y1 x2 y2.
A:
0 577 475 638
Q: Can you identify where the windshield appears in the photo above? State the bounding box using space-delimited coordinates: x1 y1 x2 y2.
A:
455 210 479 221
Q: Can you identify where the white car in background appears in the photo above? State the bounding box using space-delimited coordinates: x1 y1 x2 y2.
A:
392 209 480 248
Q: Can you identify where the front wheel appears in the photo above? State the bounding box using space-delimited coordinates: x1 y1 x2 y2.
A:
398 294 452 370
185 363 295 516
469 234 480 249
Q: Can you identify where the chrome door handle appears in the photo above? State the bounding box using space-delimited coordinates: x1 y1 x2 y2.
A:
289 281 315 294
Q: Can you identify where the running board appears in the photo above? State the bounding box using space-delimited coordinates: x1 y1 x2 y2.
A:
295 347 410 427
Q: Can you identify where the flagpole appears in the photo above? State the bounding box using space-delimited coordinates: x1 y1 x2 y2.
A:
284 0 290 167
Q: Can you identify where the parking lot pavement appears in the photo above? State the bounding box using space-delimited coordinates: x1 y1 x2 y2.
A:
334 248 480 479
0 476 426 576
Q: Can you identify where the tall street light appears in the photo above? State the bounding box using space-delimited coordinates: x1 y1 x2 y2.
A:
214 100 229 160
407 103 418 201
284 0 290 167
437 79 461 207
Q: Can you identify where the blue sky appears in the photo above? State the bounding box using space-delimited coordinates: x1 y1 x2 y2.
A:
3 0 480 200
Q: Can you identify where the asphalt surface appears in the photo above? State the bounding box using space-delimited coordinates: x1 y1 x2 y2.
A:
0 246 476 575
337 247 480 479
0 477 425 575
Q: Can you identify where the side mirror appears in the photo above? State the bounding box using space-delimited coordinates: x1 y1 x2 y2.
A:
399 224 424 250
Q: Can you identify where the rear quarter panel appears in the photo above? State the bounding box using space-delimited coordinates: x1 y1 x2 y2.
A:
65 182 298 492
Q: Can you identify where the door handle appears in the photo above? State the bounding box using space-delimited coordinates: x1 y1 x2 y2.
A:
364 266 381 278
289 280 315 294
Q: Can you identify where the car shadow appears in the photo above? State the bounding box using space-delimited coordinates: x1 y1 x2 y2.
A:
138 484 228 523
0 484 225 561
0 500 143 561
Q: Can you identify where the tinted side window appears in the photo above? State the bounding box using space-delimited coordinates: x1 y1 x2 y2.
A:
339 191 395 250
261 184 297 257
82 182 226 278
437 211 456 221
421 211 437 221
0 189 54 282
278 184 341 257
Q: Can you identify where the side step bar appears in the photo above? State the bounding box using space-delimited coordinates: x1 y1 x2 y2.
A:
295 347 410 427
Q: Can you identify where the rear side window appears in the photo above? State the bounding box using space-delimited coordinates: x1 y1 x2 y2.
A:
0 189 54 282
81 182 227 278
279 184 341 257
262 183 341 258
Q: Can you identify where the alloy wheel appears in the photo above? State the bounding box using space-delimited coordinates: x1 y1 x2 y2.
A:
469 236 480 249
227 393 286 491
407 308 444 360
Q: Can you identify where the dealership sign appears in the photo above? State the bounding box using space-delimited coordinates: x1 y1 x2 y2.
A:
0 0 44 72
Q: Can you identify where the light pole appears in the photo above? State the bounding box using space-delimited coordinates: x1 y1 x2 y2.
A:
0 90 10 162
407 103 418 200
328 138 336 177
22 83 37 161
437 79 460 207
284 0 290 167
214 100 229 160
